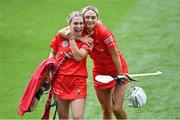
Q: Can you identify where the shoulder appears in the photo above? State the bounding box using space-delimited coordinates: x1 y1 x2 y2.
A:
96 22 112 34
51 33 67 45
55 33 67 40
57 26 70 34
95 22 113 38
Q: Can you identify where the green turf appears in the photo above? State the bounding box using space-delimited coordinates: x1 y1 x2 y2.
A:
0 0 180 119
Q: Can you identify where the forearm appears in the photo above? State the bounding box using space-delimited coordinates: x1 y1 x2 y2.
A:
48 50 57 58
109 47 122 74
112 53 122 74
69 39 87 61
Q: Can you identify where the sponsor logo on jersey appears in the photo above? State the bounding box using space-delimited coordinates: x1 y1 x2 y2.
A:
62 40 69 47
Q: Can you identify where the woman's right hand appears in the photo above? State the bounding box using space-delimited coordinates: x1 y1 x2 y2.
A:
58 26 94 46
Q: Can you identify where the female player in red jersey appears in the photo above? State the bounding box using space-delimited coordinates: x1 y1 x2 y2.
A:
59 6 129 119
49 11 93 119
82 6 128 119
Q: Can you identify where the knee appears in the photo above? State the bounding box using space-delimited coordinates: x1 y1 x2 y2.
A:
113 105 123 114
73 114 83 120
58 113 69 119
113 106 127 119
102 106 112 114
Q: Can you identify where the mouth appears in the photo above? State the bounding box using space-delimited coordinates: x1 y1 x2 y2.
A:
74 28 83 36
74 28 82 32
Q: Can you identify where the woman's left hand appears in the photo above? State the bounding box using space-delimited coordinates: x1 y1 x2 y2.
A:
79 36 94 46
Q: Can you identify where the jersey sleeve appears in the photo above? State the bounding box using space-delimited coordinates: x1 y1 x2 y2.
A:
49 34 59 52
102 30 116 48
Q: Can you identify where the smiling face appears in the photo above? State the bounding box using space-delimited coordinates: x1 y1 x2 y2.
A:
69 16 84 37
83 10 98 32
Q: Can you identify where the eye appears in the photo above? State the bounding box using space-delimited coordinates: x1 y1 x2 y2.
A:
91 16 96 19
73 22 78 25
85 16 90 19
79 22 84 25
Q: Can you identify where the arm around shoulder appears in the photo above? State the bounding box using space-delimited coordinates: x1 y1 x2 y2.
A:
57 26 70 38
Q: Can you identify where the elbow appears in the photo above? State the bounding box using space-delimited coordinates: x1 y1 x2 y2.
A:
74 57 83 62
74 55 84 62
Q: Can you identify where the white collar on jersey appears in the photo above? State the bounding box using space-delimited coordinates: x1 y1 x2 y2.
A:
87 30 94 35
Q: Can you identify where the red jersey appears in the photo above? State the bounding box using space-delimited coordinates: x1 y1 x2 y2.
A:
84 23 128 89
84 22 128 75
50 34 93 77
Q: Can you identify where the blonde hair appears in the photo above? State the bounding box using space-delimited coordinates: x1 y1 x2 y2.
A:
67 11 83 24
81 6 99 17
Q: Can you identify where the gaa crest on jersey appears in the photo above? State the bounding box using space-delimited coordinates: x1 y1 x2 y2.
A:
61 40 69 47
